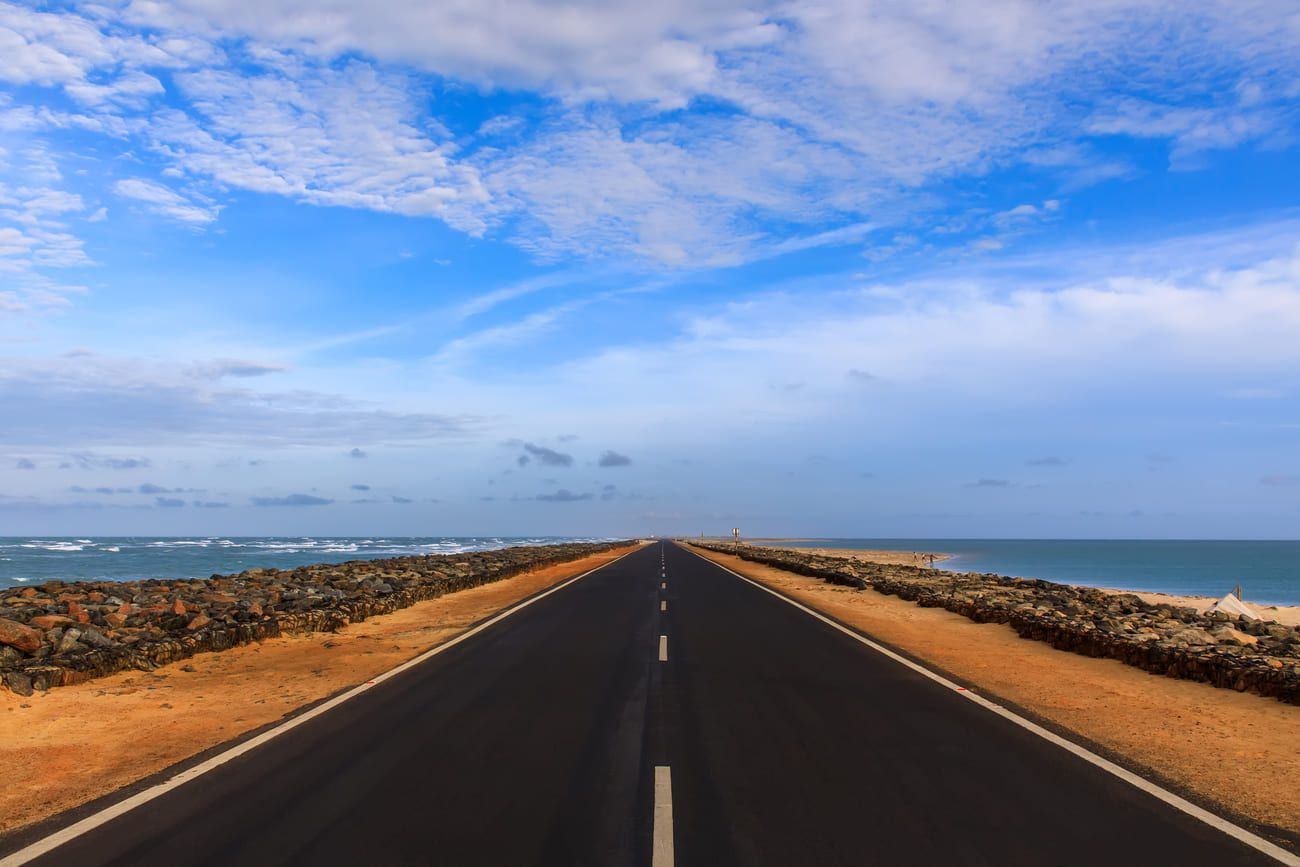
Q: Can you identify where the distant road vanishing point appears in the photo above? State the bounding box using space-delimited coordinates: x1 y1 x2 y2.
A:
2 542 1292 866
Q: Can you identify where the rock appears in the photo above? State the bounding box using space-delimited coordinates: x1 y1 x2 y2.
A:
66 599 91 623
4 671 34 697
1171 627 1218 646
1211 627 1258 646
29 614 75 630
57 629 83 654
79 628 115 648
171 598 187 616
104 612 127 629
186 613 211 631
0 618 42 653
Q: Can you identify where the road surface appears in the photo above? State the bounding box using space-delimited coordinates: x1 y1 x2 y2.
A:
3 542 1288 866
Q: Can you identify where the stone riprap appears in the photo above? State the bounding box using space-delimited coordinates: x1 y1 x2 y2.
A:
690 542 1300 705
0 541 631 696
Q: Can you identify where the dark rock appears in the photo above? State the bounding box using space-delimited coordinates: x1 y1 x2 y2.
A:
4 671 33 697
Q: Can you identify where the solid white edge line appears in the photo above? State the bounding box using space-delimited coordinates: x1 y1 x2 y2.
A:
0 547 641 867
652 765 674 867
658 634 669 662
681 545 1300 867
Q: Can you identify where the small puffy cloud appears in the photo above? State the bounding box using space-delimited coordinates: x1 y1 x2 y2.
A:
348 448 367 459
154 496 186 507
523 443 573 467
68 485 131 494
1027 456 1067 467
391 495 412 504
1260 474 1300 487
965 478 1012 488
536 488 591 502
351 483 370 491
251 493 334 507
598 450 632 467
193 500 230 508
846 369 877 384
15 458 35 470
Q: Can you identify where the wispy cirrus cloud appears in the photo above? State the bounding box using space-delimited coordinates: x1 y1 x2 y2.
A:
113 178 220 225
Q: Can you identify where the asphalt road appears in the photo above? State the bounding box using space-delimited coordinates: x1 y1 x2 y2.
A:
8 541 1286 866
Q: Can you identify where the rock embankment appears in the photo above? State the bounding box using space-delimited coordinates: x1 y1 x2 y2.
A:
691 542 1300 705
0 541 629 696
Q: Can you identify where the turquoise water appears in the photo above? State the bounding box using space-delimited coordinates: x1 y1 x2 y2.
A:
0 537 615 590
771 539 1300 606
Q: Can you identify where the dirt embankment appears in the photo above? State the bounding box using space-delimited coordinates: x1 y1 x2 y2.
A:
688 544 1300 840
0 544 639 839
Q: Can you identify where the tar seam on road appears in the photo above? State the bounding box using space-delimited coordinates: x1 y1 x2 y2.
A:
658 635 668 662
681 546 1300 867
652 765 674 867
0 548 640 867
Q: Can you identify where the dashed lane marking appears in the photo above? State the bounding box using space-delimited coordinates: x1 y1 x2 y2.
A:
652 766 674 867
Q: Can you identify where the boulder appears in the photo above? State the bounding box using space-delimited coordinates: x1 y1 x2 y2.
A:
0 618 42 653
29 614 75 630
4 671 34 697
1211 627 1258 646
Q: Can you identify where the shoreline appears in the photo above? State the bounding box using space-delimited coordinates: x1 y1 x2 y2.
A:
746 543 1300 625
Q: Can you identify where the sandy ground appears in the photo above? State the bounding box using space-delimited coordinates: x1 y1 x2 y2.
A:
689 545 1300 838
0 544 641 838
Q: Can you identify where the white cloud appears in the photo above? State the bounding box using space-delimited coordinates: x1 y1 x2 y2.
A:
0 351 484 448
1 0 1298 272
145 59 488 231
113 177 220 224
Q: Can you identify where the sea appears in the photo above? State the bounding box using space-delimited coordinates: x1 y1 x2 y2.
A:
770 539 1300 606
0 537 615 590
3 536 1298 607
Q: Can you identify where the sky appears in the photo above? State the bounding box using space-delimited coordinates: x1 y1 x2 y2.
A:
1 0 1299 539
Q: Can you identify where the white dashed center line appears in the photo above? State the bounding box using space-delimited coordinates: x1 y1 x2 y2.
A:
652 765 674 867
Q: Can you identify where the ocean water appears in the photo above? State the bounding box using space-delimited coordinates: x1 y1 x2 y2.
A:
0 536 616 590
770 539 1300 606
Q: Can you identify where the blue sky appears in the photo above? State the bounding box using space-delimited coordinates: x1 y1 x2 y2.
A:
2 0 1299 538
